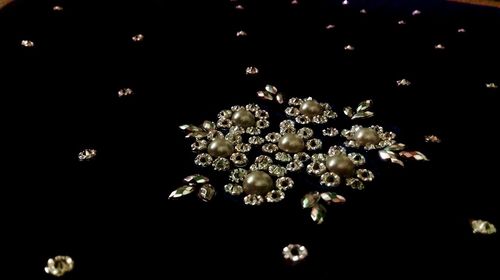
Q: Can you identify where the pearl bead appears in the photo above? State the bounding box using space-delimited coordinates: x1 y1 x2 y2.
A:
354 128 380 145
278 133 305 153
207 138 234 158
243 171 274 195
299 100 323 117
231 109 256 128
326 154 355 177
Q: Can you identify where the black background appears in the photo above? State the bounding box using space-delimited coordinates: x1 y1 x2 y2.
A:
2 0 499 279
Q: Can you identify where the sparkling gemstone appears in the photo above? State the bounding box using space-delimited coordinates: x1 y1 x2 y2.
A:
283 244 308 262
360 9 367 14
268 165 287 177
275 152 293 162
255 109 269 119
424 135 441 143
285 107 300 116
311 204 326 224
434 44 445 50
286 161 303 172
212 157 230 171
328 145 346 156
276 94 285 104
235 4 244 10
322 127 339 137
288 97 302 106
224 183 243 195
297 127 314 139
293 152 310 162
249 136 265 145
217 118 232 128
236 30 247 37
398 20 406 25
344 45 355 51
244 194 264 205
471 220 496 235
325 24 335 30
306 162 326 176
265 85 278 94
132 34 144 42
246 104 260 112
348 153 366 166
246 127 261 135
245 66 259 75
230 152 248 166
276 177 294 190
262 143 279 153
320 172 341 187
45 256 74 277
230 168 248 183
21 40 34 48
457 28 466 33
396 79 411 86
78 149 97 161
256 119 270 129
191 140 208 151
266 190 285 202
346 178 364 190
312 115 328 124
320 192 346 204
412 10 421 16
295 115 310 124
198 184 216 202
225 132 242 144
169 185 195 199
486 83 498 89
356 169 374 182
195 154 213 167
53 5 64 11
218 109 233 119
302 192 320 208
306 139 322 151
184 174 210 184
255 155 273 165
266 132 282 143
235 143 251 153
257 90 273 101
311 153 327 162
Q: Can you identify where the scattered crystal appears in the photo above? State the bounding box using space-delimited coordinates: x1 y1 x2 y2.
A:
424 135 441 143
344 45 355 51
225 133 242 144
346 178 364 190
348 153 365 166
457 28 466 33
266 190 286 203
53 5 64 11
212 157 230 171
230 168 248 183
322 127 338 137
302 192 320 208
288 97 302 106
198 184 216 202
320 192 346 204
295 115 310 124
283 244 308 262
297 127 314 139
265 85 278 94
21 40 34 48
235 143 251 152
328 145 346 156
206 130 224 141
224 183 243 195
344 106 353 118
360 9 367 14
262 143 279 153
275 152 293 162
379 150 404 166
266 132 282 143
342 0 349 5
398 20 406 25
285 107 300 116
236 30 247 37
249 136 265 145
276 93 285 104
78 149 97 161
246 127 261 135
191 140 207 151
311 204 327 224
255 155 273 164
471 220 496 235
244 194 264 205
268 165 287 177
312 115 328 124
132 34 144 42
356 169 374 182
169 185 195 199
231 105 243 112
235 4 244 10
412 10 421 16
45 256 74 277
217 118 232 128
218 109 233 119
434 44 445 50
320 172 341 187
294 152 310 162
276 177 294 191
396 79 411 87
230 152 248 166
286 160 304 172
256 119 270 129
183 174 209 184
311 153 327 162
246 66 259 75
255 109 269 119
325 24 335 30
291 0 299 5
307 162 326 176
306 139 322 151
351 111 374 120
486 83 498 89
257 90 274 101
202 121 216 130
399 151 429 161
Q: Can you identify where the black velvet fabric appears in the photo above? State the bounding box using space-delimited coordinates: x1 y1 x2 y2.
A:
2 0 498 279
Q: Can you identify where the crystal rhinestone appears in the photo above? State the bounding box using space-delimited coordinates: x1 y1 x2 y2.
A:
266 190 285 203
320 172 341 187
224 183 244 195
230 152 248 167
236 30 247 37
132 34 144 42
396 79 411 87
268 165 287 177
217 118 232 128
471 220 496 235
360 9 367 14
424 135 441 143
250 163 267 171
246 127 261 135
191 140 208 151
225 133 242 144
306 139 322 151
280 120 295 129
346 178 364 190
486 83 498 89
434 44 445 50
286 160 303 172
276 94 285 104
229 126 245 135
324 110 337 120
117 88 133 98
285 107 300 116
212 157 230 171
195 153 213 167
266 132 282 143
218 109 233 119
183 174 209 184
344 45 355 51
283 244 308 262
320 192 346 204
235 4 244 10
262 143 279 153
198 184 216 202
293 152 310 162
457 28 466 33
206 130 224 141
281 126 296 134
21 40 35 48
356 169 374 182
265 84 278 94
276 177 294 190
244 194 264 205
312 115 328 124
412 9 421 16
291 0 299 5
275 152 293 162
78 149 97 161
398 20 406 25
348 153 365 165
45 256 74 277
306 162 326 176
311 153 327 162
169 185 195 199
326 24 335 30
235 143 251 152
231 105 243 112
295 115 310 124
230 168 248 183
257 90 273 101
202 121 216 131
311 204 327 224
246 66 259 75
322 127 338 137
254 110 268 120
297 127 314 139
246 103 260 112
249 136 265 145
255 155 273 164
288 97 302 106
53 5 64 11
302 192 320 208
342 0 349 5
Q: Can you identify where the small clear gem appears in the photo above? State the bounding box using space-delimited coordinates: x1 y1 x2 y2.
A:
297 127 314 139
306 139 322 151
293 152 310 162
266 190 285 202
78 149 97 161
262 143 279 153
307 162 326 176
244 194 264 205
249 136 265 145
471 220 496 235
275 152 293 162
195 153 213 167
320 172 341 187
311 153 327 162
212 157 230 171
346 178 365 190
235 143 251 152
268 165 287 177
276 177 294 190
246 66 259 75
356 169 374 182
266 132 282 143
224 183 243 195
45 256 74 277
21 40 35 48
230 152 248 166
285 107 300 117
236 30 247 37
322 127 338 137
286 160 303 172
230 168 248 183
132 34 144 42
283 244 308 262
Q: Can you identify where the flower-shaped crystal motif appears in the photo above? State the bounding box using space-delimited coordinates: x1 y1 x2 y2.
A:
285 97 337 124
341 125 396 150
308 145 373 190
217 104 269 135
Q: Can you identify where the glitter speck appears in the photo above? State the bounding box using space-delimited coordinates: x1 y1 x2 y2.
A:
344 45 354 51
52 5 64 11
132 34 144 42
246 66 259 75
21 40 34 48
236 30 247 37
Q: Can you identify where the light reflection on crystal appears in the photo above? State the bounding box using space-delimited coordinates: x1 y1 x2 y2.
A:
246 66 259 75
132 34 144 42
21 40 34 48
283 244 308 262
471 219 496 235
45 256 74 277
